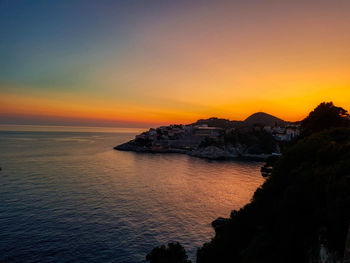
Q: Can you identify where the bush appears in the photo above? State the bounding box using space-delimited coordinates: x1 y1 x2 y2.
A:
197 128 350 263
301 102 349 136
146 242 192 263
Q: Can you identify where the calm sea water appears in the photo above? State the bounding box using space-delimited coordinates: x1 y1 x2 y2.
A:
0 126 264 263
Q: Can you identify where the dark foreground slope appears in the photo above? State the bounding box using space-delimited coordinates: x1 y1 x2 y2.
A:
146 102 350 263
197 128 350 263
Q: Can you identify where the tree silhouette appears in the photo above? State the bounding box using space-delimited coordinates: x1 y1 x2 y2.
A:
146 102 350 263
146 242 192 263
301 102 349 136
197 128 350 263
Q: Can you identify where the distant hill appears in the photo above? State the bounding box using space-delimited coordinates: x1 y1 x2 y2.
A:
191 113 286 128
244 112 285 126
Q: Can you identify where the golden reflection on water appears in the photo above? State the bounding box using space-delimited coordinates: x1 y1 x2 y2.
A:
0 130 264 262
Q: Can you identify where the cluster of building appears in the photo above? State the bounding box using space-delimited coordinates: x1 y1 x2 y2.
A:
136 124 224 141
136 125 188 141
133 122 300 152
134 124 225 151
263 125 300 141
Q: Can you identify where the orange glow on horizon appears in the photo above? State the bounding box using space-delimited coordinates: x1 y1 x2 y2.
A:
2 88 349 127
1 1 350 127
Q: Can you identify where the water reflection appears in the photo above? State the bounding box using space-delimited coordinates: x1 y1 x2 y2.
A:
0 130 264 262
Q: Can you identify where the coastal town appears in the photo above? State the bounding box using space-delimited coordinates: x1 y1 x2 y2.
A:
115 113 301 160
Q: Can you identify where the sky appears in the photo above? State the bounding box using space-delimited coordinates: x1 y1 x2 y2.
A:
1 0 350 127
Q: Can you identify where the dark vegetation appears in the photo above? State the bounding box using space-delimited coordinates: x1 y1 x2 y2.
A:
224 126 278 154
146 102 350 263
192 117 240 129
134 135 152 147
197 125 279 155
197 127 350 262
146 242 191 263
301 102 349 137
199 137 222 148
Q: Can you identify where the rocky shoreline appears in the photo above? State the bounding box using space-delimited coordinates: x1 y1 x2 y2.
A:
113 115 295 160
114 142 276 160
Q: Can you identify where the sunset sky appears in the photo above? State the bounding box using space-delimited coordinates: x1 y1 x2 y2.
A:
1 0 350 127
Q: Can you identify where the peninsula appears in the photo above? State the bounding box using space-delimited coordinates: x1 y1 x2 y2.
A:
114 113 300 160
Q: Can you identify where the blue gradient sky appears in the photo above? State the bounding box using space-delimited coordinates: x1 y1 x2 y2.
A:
1 0 350 127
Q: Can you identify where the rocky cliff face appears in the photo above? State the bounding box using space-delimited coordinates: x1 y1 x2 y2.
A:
190 145 276 160
115 141 278 160
190 146 230 159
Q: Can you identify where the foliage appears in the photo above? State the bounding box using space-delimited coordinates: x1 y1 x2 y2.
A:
301 102 349 136
198 137 222 148
134 137 152 147
146 242 192 263
197 128 350 263
225 126 278 154
146 102 350 263
192 117 240 129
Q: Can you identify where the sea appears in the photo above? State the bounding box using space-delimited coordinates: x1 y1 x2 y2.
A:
0 125 265 263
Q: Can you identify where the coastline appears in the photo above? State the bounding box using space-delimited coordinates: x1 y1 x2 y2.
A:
114 142 276 161
113 116 297 162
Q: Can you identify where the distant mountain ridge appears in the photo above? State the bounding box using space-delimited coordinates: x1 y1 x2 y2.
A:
244 112 285 126
191 112 285 128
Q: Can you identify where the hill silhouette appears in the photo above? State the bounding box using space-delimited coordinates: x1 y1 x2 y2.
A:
192 113 285 128
244 112 285 126
191 113 285 128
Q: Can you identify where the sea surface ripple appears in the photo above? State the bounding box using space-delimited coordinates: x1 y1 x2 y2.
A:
0 129 264 263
